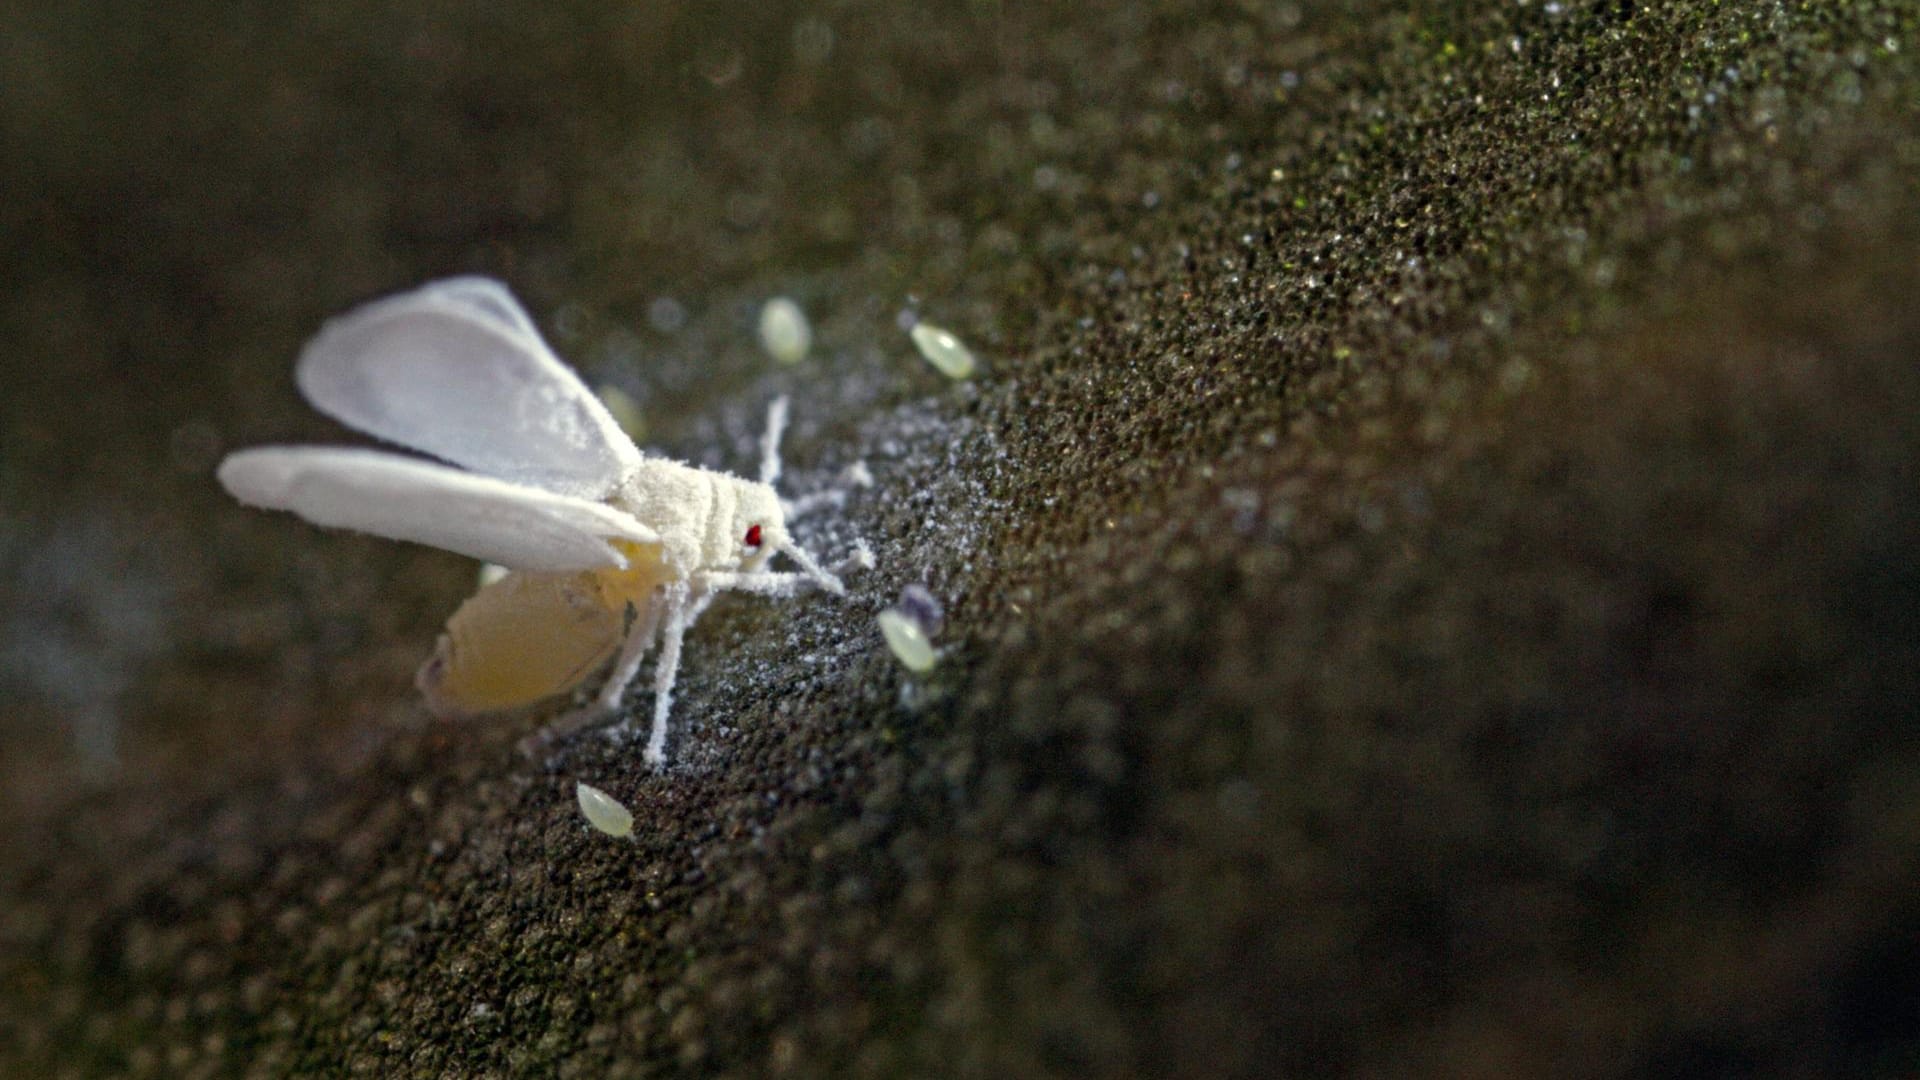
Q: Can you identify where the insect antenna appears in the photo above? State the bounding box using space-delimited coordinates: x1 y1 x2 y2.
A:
779 540 845 596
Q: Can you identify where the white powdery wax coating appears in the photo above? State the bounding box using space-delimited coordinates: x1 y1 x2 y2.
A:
759 297 812 365
575 781 634 837
878 608 937 672
909 322 977 379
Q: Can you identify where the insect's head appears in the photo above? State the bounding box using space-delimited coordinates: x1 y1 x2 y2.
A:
730 479 788 573
728 477 844 595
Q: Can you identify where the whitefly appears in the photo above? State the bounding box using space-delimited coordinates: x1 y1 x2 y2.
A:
215 276 868 768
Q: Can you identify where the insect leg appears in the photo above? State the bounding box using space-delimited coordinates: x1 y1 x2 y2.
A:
700 570 805 596
780 489 842 519
758 394 789 487
595 595 665 714
776 541 846 595
781 462 872 520
644 585 718 767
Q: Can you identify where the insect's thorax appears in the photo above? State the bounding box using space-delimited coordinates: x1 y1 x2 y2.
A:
610 459 762 574
600 539 675 602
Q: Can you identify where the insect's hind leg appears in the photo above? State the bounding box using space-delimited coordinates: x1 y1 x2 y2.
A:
643 586 718 767
697 570 815 597
760 394 871 520
530 595 663 756
595 595 666 716
759 395 789 487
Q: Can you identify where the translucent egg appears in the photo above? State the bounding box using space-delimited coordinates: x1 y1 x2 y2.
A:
759 297 812 365
909 322 977 379
878 608 937 672
575 781 634 838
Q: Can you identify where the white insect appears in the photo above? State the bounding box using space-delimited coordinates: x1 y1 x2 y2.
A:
217 276 852 766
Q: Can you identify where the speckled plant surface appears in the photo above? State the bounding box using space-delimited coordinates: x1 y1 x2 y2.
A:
3 2 1918 1076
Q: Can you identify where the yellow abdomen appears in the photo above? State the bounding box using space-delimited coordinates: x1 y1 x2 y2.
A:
417 541 673 715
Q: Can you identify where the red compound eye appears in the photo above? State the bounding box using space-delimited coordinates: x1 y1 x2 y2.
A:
744 524 763 548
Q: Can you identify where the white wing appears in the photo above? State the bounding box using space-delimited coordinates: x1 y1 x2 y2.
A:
218 446 661 572
294 278 642 501
422 275 544 338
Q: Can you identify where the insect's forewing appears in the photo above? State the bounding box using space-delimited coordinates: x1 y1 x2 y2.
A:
423 276 543 338
295 278 641 501
218 446 661 572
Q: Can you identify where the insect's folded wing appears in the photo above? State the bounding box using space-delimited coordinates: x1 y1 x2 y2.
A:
217 447 661 573
417 276 544 338
295 278 642 502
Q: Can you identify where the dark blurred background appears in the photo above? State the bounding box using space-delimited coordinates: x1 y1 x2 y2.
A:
3 2 1918 1076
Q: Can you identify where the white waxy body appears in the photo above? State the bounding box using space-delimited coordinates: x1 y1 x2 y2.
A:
217 276 859 766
